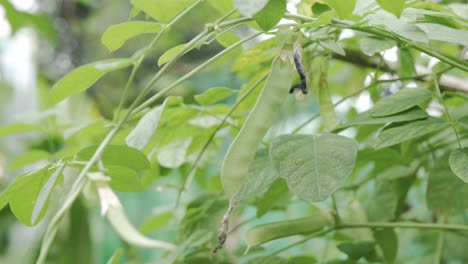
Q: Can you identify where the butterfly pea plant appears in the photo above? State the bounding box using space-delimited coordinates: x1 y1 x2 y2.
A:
1 0 468 263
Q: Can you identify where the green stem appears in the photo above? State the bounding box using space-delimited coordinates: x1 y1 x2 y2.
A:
433 229 445 264
433 73 462 148
113 57 143 123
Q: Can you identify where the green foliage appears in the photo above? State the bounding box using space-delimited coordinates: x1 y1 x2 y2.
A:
1 0 468 263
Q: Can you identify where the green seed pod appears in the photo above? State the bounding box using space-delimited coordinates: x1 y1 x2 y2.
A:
221 52 295 199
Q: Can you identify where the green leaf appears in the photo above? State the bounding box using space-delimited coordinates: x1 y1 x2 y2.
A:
5 165 64 225
232 38 278 72
77 145 150 171
312 3 332 16
106 248 124 264
102 21 163 52
427 161 468 216
337 241 376 261
253 0 286 31
318 61 339 130
376 0 405 17
371 88 433 117
233 148 279 202
255 179 289 217
397 48 416 78
9 150 49 171
449 148 468 183
105 165 143 192
140 211 173 234
129 6 141 19
157 138 192 168
326 0 357 20
130 0 196 23
246 214 332 248
158 44 187 66
270 134 358 201
374 118 448 149
208 0 235 15
234 0 269 17
417 23 468 46
126 96 182 150
216 32 241 48
0 123 43 136
359 37 396 56
320 39 346 56
245 256 289 264
365 178 398 221
374 229 398 263
342 106 428 127
194 87 234 106
48 58 133 106
366 11 429 43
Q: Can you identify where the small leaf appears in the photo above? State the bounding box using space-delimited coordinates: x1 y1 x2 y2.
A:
253 0 286 31
126 96 182 150
216 32 241 48
140 211 173 234
234 0 269 17
48 58 133 105
342 106 428 128
376 0 405 17
102 21 163 52
246 214 332 248
270 134 358 201
105 165 143 192
77 145 150 171
374 229 398 263
312 3 332 16
449 148 468 183
337 241 376 261
158 44 186 66
157 138 192 168
194 87 234 106
371 88 433 117
359 37 396 56
374 118 448 149
131 0 196 23
326 0 357 20
233 148 279 202
320 39 345 56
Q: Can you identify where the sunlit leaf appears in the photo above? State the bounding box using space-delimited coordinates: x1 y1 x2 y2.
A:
270 134 358 201
77 145 150 171
253 0 286 31
158 44 186 66
194 87 234 106
48 59 133 106
376 0 405 17
105 165 143 192
326 0 357 20
157 138 192 168
102 21 163 52
131 0 196 23
9 150 49 171
0 123 43 136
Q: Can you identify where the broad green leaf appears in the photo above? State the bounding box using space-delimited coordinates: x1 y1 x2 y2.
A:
427 161 468 216
130 0 196 23
194 87 234 106
337 241 376 261
253 0 286 31
126 96 182 150
106 248 124 264
233 148 279 202
216 32 241 48
376 0 405 17
353 0 379 16
326 0 357 20
398 48 416 78
374 118 448 149
9 150 49 171
270 134 358 201
342 106 428 127
359 37 396 56
365 178 398 221
141 163 160 188
0 123 43 136
77 145 150 171
5 165 63 226
449 148 468 183
320 39 345 56
255 179 289 217
234 0 269 17
106 205 176 250
312 2 332 16
246 214 333 248
371 88 433 117
157 138 192 168
366 11 429 43
102 21 163 52
417 23 468 46
318 62 339 130
374 229 398 263
105 165 143 192
48 59 133 105
158 44 186 66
